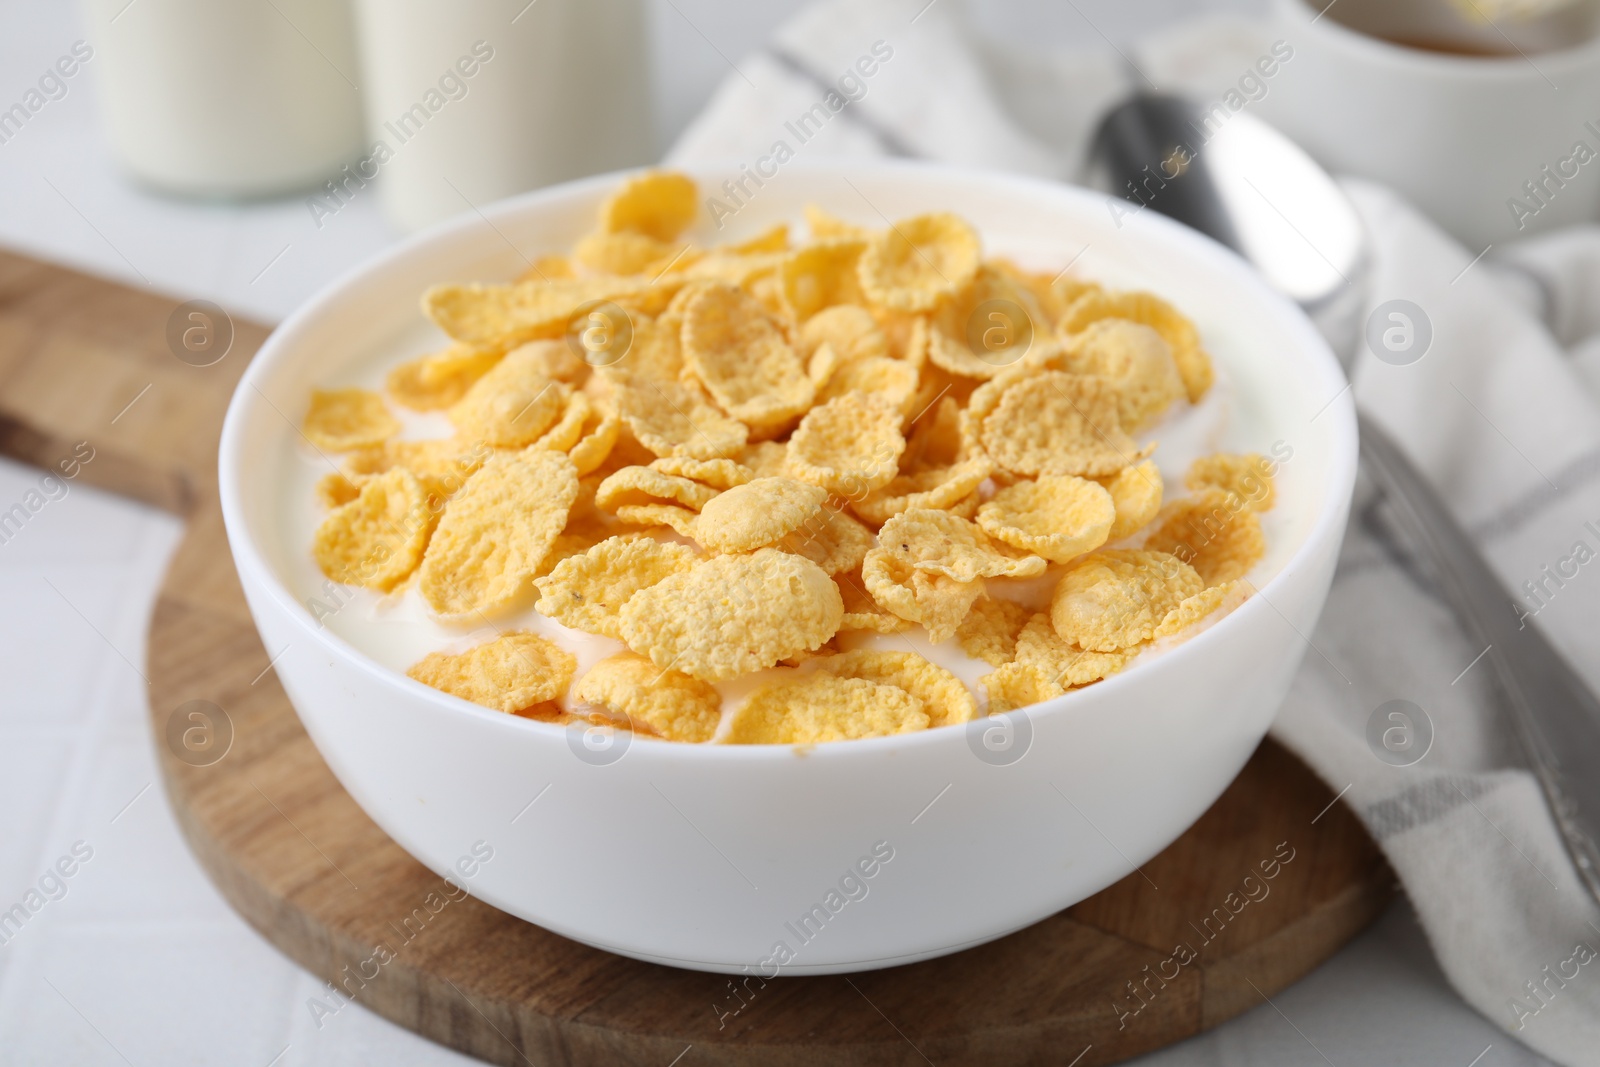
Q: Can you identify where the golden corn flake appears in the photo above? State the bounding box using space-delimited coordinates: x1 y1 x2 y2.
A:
1014 613 1130 688
956 597 1031 667
852 457 992 526
316 471 363 510
312 468 434 592
781 240 867 321
1142 489 1266 586
532 391 595 454
860 549 985 643
722 223 790 255
407 631 576 713
418 450 579 617
599 170 698 241
567 408 622 476
979 371 1143 479
815 355 920 419
904 392 967 466
649 456 753 490
595 466 720 512
619 548 843 681
516 253 577 283
805 203 869 241
693 476 827 553
878 508 1046 582
947 491 981 519
924 266 1046 379
1060 319 1185 431
610 372 748 459
976 476 1114 564
681 284 814 436
533 535 698 639
1049 549 1203 652
615 503 701 538
814 649 977 727
723 673 928 744
449 349 569 448
1101 459 1164 540
737 440 789 479
776 504 874 576
785 392 905 494
303 388 400 452
1185 453 1276 512
857 213 980 312
573 652 721 743
610 312 684 383
798 304 888 363
423 276 650 349
1058 289 1213 403
982 662 1058 714
1153 581 1238 639
386 344 503 411
835 566 913 633
575 230 681 276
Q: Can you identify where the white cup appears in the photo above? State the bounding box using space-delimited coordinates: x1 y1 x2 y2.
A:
1255 0 1600 248
350 0 651 233
82 0 364 199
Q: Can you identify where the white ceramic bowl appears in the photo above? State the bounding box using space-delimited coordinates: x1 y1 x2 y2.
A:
219 161 1357 975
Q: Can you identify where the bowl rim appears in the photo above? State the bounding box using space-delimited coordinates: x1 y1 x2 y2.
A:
218 158 1358 763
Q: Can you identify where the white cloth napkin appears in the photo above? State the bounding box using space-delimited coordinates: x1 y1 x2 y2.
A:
669 2 1600 1063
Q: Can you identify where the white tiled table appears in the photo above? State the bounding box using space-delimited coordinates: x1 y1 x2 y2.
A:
0 1 1554 1063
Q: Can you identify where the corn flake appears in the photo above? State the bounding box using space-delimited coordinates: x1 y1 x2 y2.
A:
956 597 1031 666
595 466 721 512
303 388 399 452
852 457 991 526
1142 489 1266 585
610 372 748 459
1185 453 1276 512
693 476 827 553
976 476 1114 563
1058 289 1213 403
619 548 843 681
857 213 980 312
534 535 698 639
814 649 977 727
599 170 698 241
386 345 503 411
1060 319 1185 431
724 673 927 744
1049 549 1203 652
979 371 1143 478
312 468 434 592
681 284 814 436
1101 460 1164 540
785 392 905 494
407 631 576 713
418 450 579 617
574 652 721 743
878 508 1046 582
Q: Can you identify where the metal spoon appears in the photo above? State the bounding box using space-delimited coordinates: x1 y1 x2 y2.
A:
1088 93 1600 903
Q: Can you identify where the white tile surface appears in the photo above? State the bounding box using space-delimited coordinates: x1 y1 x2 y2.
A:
0 0 1553 1063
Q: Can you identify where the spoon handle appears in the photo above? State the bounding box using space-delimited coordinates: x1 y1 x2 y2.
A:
1357 412 1600 897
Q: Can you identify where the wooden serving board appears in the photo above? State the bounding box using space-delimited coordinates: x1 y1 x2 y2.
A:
0 248 1396 1066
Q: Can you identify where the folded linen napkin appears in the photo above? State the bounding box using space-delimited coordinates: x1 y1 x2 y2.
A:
669 2 1600 1063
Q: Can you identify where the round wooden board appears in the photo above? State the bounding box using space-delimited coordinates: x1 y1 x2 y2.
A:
0 249 1395 1067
